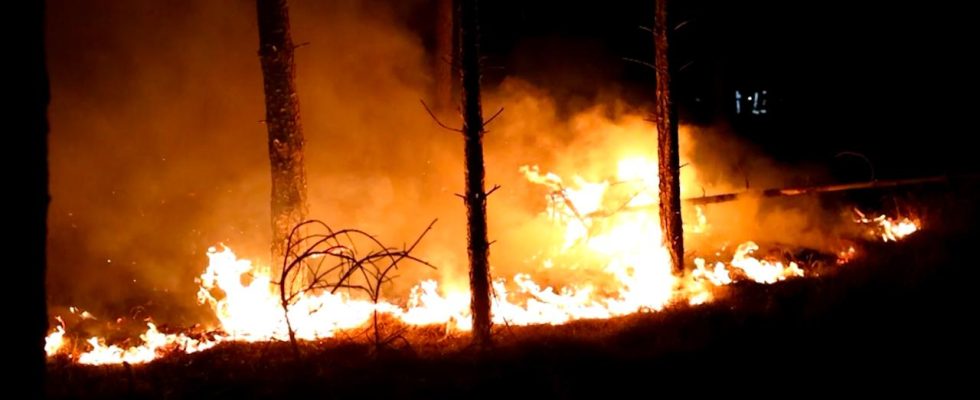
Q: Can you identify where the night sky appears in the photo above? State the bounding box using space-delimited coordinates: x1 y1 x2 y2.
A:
460 0 980 178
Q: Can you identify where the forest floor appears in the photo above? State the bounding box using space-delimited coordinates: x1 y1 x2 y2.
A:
46 185 980 399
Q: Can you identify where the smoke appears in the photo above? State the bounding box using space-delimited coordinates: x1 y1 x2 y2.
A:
46 0 846 326
682 125 847 253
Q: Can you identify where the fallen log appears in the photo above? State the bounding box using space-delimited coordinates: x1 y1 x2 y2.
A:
684 174 977 205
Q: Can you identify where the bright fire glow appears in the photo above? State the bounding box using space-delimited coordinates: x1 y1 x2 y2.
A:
45 157 921 365
76 323 219 365
855 209 920 242
45 324 66 356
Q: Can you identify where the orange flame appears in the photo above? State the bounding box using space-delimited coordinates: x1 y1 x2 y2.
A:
45 157 921 365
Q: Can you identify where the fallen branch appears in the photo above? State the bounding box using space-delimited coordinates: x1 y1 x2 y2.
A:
276 219 437 357
684 174 969 205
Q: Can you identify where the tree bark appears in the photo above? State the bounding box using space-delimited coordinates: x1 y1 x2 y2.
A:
434 0 458 114
257 0 308 265
11 0 50 396
654 0 685 274
459 0 492 348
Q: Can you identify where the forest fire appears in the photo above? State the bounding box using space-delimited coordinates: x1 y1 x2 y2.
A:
855 209 919 242
44 155 921 365
26 1 979 397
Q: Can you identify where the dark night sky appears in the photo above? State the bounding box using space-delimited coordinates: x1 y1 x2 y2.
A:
449 0 980 179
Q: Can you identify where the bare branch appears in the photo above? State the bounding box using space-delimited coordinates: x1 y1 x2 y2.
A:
486 184 501 197
483 107 505 127
623 57 656 70
277 218 438 350
835 151 876 182
420 99 462 133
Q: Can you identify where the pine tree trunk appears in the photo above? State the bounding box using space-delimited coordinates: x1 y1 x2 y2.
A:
459 0 492 348
13 1 50 396
654 0 685 274
257 0 308 265
434 0 458 114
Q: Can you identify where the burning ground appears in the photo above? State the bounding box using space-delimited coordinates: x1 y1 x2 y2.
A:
45 187 979 397
43 91 927 365
42 0 980 397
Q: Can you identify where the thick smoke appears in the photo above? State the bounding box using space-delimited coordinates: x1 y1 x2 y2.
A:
46 0 845 326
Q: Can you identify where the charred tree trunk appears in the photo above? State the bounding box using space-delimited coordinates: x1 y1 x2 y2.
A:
654 0 685 274
12 0 50 396
459 0 492 348
434 0 458 114
257 0 308 265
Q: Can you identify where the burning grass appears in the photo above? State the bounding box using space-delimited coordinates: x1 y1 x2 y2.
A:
45 159 924 367
46 218 979 398
44 212 917 364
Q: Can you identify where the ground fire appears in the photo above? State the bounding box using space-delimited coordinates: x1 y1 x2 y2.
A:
31 2 980 397
44 150 920 365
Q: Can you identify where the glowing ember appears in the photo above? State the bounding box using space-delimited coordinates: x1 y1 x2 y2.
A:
837 246 857 265
45 157 922 365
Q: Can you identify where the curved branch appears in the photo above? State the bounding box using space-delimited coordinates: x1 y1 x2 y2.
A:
420 99 463 133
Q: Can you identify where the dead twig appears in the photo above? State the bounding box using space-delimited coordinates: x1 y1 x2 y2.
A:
420 99 462 133
483 107 505 128
623 57 656 70
276 219 438 358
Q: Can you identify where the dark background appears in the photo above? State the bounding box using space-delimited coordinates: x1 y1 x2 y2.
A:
414 0 980 180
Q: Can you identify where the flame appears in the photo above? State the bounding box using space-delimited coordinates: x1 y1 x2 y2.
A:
855 209 920 242
728 242 804 284
46 156 921 365
45 324 66 356
77 323 219 365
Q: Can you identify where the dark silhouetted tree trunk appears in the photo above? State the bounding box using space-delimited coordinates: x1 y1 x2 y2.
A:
459 0 492 348
257 0 308 265
434 0 458 114
11 0 49 397
655 0 684 274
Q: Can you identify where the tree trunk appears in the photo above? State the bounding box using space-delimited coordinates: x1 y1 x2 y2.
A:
654 0 685 274
434 0 458 114
257 0 308 266
12 0 50 396
459 0 492 348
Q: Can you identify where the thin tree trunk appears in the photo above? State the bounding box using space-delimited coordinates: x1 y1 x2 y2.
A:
12 0 50 396
434 0 458 114
257 0 308 266
654 0 685 274
459 0 492 348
